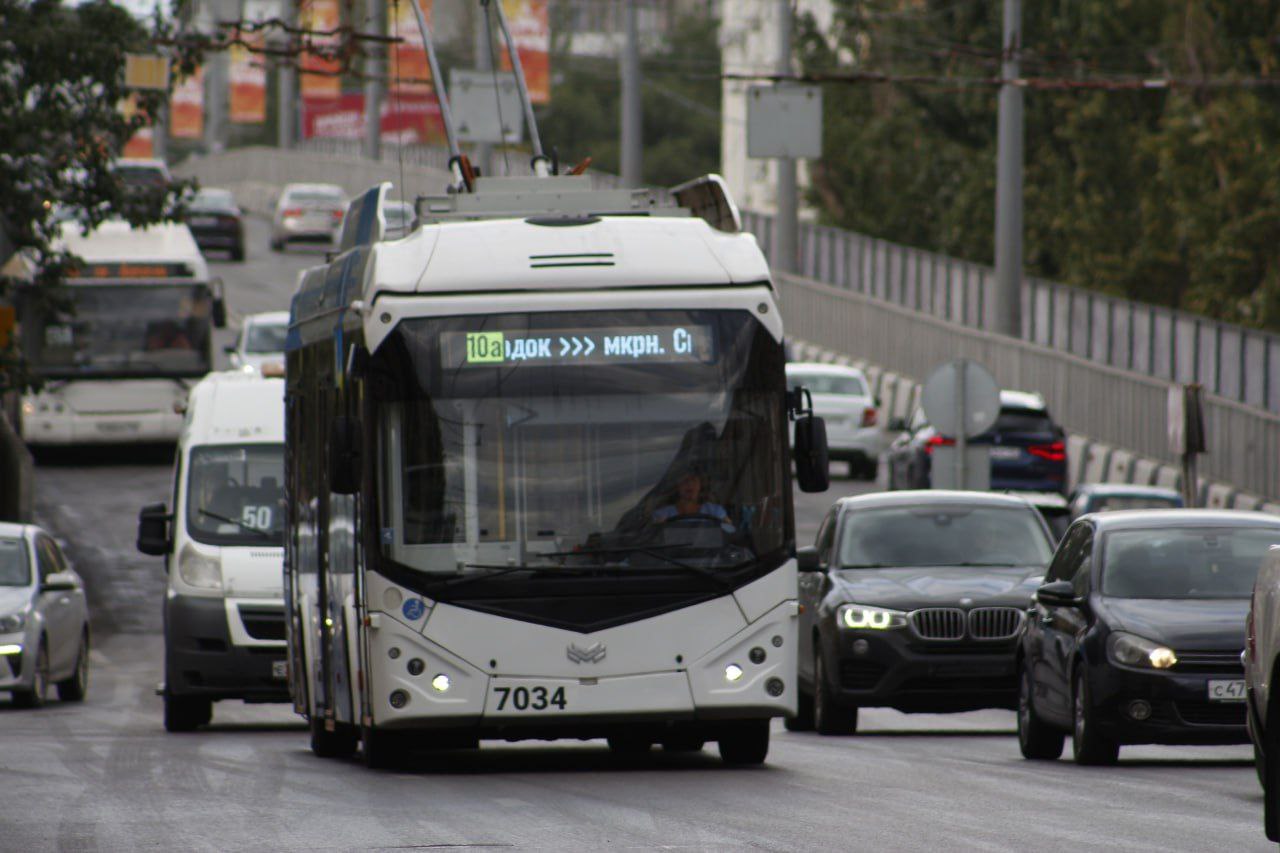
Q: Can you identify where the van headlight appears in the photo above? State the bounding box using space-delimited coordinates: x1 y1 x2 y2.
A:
0 611 26 633
178 545 223 590
837 603 907 630
1108 632 1177 670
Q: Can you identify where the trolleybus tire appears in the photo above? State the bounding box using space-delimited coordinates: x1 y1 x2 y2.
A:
310 716 359 758
164 693 213 732
606 736 652 756
717 720 770 765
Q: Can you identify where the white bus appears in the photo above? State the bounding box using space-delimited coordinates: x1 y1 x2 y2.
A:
284 178 829 767
136 368 288 731
14 219 225 444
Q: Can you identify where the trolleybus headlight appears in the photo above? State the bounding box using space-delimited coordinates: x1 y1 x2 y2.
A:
1108 632 1177 670
838 603 907 631
724 664 744 683
177 546 223 590
431 674 451 693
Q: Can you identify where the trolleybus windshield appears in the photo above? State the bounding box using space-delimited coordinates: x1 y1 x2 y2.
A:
23 283 214 378
370 309 790 584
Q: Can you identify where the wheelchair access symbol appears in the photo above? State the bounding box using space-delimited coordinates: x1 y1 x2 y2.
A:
402 598 427 621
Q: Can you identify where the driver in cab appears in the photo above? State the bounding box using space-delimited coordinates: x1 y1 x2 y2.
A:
652 470 735 533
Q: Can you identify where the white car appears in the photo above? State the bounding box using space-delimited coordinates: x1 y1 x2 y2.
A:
226 311 289 370
0 523 90 708
270 183 346 250
786 362 883 480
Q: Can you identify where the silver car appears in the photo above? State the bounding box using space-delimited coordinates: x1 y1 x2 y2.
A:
786 362 885 480
270 183 346 250
0 523 90 707
226 310 290 370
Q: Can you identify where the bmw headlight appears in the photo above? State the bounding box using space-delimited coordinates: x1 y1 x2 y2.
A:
0 611 26 633
178 545 223 590
1108 631 1177 670
838 603 907 631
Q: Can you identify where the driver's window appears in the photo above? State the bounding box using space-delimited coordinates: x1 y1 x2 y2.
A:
1070 531 1094 597
34 537 58 581
1045 524 1084 584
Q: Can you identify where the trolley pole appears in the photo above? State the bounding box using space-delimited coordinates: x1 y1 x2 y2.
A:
993 0 1023 336
773 0 798 274
364 0 384 160
619 0 642 187
473 4 493 176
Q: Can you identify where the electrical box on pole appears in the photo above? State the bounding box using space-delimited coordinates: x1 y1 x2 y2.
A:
450 70 525 144
746 85 822 159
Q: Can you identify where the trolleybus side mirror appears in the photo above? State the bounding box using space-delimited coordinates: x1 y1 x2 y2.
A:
210 278 227 328
796 546 822 572
329 415 362 495
137 502 171 557
794 415 830 493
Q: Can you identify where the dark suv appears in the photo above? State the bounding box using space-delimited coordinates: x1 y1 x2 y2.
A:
886 390 1068 495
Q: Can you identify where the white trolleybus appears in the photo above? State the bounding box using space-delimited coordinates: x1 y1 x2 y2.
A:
285 174 831 767
12 219 226 445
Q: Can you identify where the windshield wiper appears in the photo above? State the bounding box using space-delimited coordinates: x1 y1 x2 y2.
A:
195 507 275 540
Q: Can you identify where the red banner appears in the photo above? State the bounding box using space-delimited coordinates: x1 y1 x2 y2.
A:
300 0 342 100
229 41 267 124
501 0 549 105
169 66 204 139
387 0 433 93
302 92 446 144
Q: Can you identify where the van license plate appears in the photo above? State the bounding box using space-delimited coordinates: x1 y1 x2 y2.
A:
271 660 288 680
1208 679 1245 701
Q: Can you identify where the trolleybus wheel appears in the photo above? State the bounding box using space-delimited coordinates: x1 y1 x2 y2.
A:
606 736 651 756
310 716 359 758
717 720 770 765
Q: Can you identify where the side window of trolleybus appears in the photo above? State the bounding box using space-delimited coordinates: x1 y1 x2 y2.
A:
372 310 790 577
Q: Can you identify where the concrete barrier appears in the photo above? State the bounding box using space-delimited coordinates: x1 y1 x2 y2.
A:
1106 449 1135 484
1132 457 1160 486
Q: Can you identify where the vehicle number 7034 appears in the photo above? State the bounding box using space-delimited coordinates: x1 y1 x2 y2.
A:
493 685 568 711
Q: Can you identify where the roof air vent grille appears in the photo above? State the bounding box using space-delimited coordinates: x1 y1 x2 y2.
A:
529 252 615 269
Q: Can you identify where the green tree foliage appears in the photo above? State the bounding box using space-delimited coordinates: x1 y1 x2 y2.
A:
800 1 1280 331
534 9 721 186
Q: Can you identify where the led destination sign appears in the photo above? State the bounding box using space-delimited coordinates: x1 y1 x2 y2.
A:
440 324 716 369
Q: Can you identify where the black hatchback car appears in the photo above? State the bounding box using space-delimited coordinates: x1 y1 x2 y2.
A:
1017 510 1280 765
184 187 245 260
886 390 1068 495
791 491 1055 734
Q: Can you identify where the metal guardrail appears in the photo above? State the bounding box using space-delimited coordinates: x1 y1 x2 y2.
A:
777 273 1280 502
747 211 1280 415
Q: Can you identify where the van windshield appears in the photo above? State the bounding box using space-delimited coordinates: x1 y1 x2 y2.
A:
186 445 285 546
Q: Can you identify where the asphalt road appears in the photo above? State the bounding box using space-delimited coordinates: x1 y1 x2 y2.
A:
2 219 1270 851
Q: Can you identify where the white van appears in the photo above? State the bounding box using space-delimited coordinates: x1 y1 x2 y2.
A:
136 369 287 731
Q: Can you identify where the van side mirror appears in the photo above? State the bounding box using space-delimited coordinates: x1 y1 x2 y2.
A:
40 571 78 593
796 546 821 572
137 502 171 556
329 415 362 495
1035 580 1080 608
794 415 830 493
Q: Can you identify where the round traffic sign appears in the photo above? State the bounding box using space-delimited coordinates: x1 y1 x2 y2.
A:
920 359 1000 439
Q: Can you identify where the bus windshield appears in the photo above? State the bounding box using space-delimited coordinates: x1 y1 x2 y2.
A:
186 444 285 546
24 283 213 378
370 309 789 580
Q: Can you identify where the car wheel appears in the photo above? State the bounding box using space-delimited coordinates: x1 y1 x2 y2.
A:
12 641 49 708
164 692 213 733
607 735 652 756
56 630 90 702
784 683 815 731
813 650 858 735
310 715 359 758
1017 666 1063 760
717 720 770 765
1072 670 1119 765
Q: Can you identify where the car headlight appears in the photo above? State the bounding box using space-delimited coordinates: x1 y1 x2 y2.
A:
1108 631 1177 670
837 603 907 630
0 611 26 633
178 545 223 590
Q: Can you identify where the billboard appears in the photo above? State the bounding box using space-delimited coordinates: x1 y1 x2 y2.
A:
302 92 445 144
170 66 204 139
500 0 549 104
387 0 433 93
120 95 155 157
229 41 267 124
299 0 342 99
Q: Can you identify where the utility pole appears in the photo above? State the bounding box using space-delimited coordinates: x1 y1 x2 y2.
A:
277 0 297 149
993 0 1023 336
619 0 642 187
204 49 229 154
773 0 797 274
364 0 384 160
